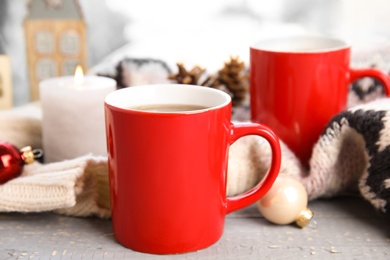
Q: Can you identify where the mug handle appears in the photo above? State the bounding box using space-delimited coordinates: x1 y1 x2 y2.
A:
349 68 390 95
225 123 281 214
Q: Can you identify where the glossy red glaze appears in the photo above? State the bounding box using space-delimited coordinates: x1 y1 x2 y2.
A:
105 85 281 254
0 142 23 184
250 36 390 166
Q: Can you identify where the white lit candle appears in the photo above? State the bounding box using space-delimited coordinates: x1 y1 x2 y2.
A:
40 66 116 162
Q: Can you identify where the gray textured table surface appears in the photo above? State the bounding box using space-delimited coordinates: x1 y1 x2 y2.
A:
0 196 389 260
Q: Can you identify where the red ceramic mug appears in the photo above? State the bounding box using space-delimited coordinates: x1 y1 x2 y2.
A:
250 35 390 166
104 84 281 254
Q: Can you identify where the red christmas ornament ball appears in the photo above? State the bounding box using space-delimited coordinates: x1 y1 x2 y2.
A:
0 142 24 184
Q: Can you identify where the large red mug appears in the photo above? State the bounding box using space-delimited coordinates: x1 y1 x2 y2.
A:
104 84 281 254
250 35 390 166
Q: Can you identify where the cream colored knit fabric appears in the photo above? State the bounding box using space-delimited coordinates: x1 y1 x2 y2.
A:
0 102 351 217
227 135 304 196
0 155 110 218
2 99 389 217
0 102 42 150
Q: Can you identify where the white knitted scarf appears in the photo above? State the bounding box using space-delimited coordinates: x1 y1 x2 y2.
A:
1 97 390 217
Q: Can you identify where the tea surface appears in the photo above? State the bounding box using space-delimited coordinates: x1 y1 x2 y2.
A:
128 104 208 112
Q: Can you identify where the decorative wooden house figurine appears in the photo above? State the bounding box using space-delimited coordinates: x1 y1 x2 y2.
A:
24 0 87 100
0 55 12 109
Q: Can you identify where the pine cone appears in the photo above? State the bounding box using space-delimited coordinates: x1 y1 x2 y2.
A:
200 75 233 98
168 61 248 107
217 56 248 106
168 63 205 85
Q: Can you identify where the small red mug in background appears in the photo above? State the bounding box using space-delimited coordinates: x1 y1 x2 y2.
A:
104 84 281 254
250 35 390 167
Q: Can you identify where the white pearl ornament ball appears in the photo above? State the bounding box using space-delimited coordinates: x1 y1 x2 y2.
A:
257 174 313 227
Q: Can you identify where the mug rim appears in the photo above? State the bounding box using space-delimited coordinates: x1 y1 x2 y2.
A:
105 84 232 114
250 35 351 54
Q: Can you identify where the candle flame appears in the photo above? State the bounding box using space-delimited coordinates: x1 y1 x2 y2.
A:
74 65 84 85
